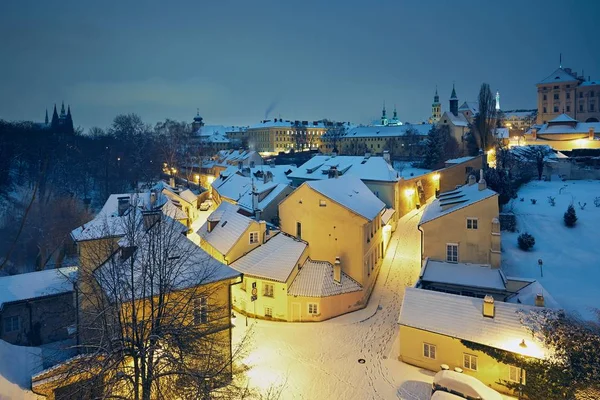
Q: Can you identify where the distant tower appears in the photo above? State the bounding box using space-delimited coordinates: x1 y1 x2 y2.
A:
449 83 459 116
60 101 66 118
381 102 388 126
51 104 59 131
495 90 500 111
430 87 441 123
44 109 49 125
192 108 204 133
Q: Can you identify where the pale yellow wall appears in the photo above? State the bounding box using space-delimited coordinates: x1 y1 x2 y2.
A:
279 184 384 290
421 194 499 266
523 134 600 151
246 126 325 153
287 290 364 322
199 219 263 265
399 325 522 396
258 185 293 224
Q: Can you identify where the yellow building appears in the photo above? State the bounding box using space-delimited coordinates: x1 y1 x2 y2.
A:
523 113 600 151
536 66 600 124
419 173 500 268
398 287 549 397
279 175 386 301
340 124 430 157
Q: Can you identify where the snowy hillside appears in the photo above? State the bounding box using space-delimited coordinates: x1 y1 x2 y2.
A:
0 339 42 399
502 180 600 320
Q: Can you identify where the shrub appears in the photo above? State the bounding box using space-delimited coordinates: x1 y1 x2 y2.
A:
564 204 577 227
548 196 556 206
518 232 535 251
530 199 537 205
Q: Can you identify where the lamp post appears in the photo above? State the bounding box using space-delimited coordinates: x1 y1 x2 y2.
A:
518 339 527 400
538 258 543 278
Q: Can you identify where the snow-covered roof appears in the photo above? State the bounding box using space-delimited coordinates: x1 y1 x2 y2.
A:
247 119 353 130
538 67 579 84
177 189 198 204
420 182 497 225
215 149 262 166
381 208 396 225
441 111 468 127
458 101 479 115
238 183 290 214
506 279 561 309
96 219 240 302
444 156 476 166
289 155 399 182
71 192 189 242
305 175 386 221
420 260 506 291
503 110 537 119
212 173 253 202
197 202 253 255
288 259 362 297
344 124 431 138
534 121 600 135
230 233 307 282
548 113 578 124
0 267 77 308
220 164 297 185
399 287 549 359
494 127 509 139
579 80 600 87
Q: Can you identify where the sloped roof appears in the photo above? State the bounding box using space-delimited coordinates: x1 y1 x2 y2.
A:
420 259 506 291
579 80 600 87
177 189 198 204
444 156 477 165
538 67 579 84
536 121 600 135
305 175 386 221
398 288 549 359
458 101 479 115
288 259 362 297
238 183 290 214
548 113 578 124
420 182 497 225
506 280 561 309
220 164 297 185
344 124 431 138
197 202 253 255
230 233 306 282
96 218 240 302
289 155 399 182
0 267 78 308
441 111 468 127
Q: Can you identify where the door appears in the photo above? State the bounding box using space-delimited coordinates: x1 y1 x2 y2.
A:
291 302 301 322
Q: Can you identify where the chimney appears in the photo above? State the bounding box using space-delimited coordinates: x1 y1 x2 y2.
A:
264 171 273 184
333 256 341 285
468 175 477 186
590 127 595 141
169 177 175 188
250 161 255 168
535 293 545 307
383 150 391 164
478 170 487 191
238 161 243 170
142 210 161 230
259 220 267 243
252 183 259 213
117 196 130 216
483 295 495 318
364 151 371 159
150 192 157 208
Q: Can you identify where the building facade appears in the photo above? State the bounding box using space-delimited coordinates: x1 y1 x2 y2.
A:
536 66 600 124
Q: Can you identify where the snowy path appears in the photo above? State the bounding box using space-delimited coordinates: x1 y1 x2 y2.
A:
233 208 435 400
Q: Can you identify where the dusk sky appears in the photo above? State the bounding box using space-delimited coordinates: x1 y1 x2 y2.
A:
1 0 599 130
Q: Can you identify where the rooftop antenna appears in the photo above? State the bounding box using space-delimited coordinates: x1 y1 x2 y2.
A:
559 53 562 68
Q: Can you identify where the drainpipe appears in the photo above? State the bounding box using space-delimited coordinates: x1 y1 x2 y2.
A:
74 282 80 347
26 301 33 346
228 274 244 378
417 224 424 264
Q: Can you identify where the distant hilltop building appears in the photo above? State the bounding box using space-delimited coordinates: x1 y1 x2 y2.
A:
428 88 442 124
378 103 402 126
39 102 74 134
536 63 600 124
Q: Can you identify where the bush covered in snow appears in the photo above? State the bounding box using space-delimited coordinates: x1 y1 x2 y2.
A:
518 232 535 251
564 204 578 227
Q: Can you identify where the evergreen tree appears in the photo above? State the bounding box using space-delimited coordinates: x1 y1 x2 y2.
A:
564 204 577 227
422 125 458 169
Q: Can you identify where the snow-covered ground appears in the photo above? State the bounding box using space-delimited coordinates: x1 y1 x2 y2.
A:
393 161 431 179
502 180 600 320
232 208 446 399
0 339 43 399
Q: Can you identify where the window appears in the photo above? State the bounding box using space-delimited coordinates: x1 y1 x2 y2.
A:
296 222 302 239
423 343 436 360
241 279 247 291
263 283 274 298
580 104 584 112
591 103 595 112
319 200 326 207
566 105 571 112
446 244 458 262
3 316 19 333
543 94 547 101
463 354 478 371
553 106 559 113
508 366 526 384
591 91 595 98
543 107 547 113
308 303 318 315
264 307 273 318
566 92 571 99
553 93 559 100
580 92 583 98
194 297 208 324
553 85 559 89
249 231 259 244
467 218 478 230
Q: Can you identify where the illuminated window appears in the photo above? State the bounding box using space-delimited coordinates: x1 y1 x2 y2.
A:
308 303 318 315
423 343 436 360
249 231 259 244
463 354 478 371
466 218 478 230
508 366 526 384
263 283 274 298
446 244 458 263
319 200 326 207
264 307 273 318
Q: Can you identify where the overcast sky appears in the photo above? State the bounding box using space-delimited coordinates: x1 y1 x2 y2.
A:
1 0 599 130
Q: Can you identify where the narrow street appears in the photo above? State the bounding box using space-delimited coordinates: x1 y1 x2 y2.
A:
232 207 433 400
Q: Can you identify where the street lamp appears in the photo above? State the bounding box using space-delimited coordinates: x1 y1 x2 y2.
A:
518 340 527 399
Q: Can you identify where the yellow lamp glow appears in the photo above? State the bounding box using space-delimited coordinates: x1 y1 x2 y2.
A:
405 188 415 197
575 138 589 146
207 176 215 185
194 174 200 183
432 173 440 181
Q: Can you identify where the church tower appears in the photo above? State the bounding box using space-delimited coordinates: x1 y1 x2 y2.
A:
45 109 49 125
192 109 204 133
381 102 388 126
449 84 459 116
430 87 441 123
495 90 500 111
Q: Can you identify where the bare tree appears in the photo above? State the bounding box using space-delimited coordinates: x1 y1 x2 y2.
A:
51 208 253 399
471 83 498 152
322 120 346 153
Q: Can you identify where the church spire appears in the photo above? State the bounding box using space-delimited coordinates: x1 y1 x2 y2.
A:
45 109 49 125
449 83 459 116
60 101 66 117
495 90 500 111
450 83 458 100
381 101 388 126
393 105 397 119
